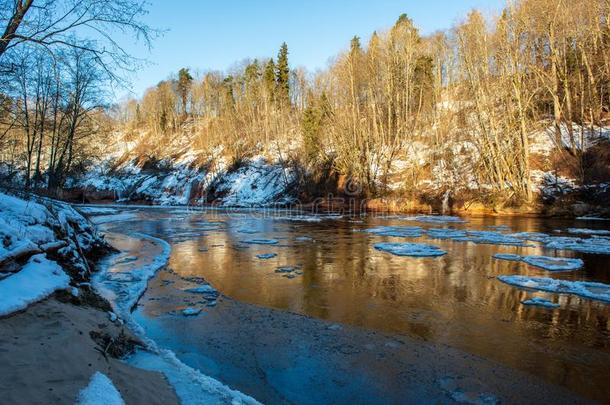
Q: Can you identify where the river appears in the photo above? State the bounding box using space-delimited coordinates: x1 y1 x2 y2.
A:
93 207 610 404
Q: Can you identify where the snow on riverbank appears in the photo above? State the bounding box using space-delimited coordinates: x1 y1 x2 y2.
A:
0 191 107 316
93 230 261 404
0 254 69 316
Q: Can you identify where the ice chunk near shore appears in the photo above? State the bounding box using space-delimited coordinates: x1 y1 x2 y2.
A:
242 238 279 245
89 212 138 225
182 307 202 316
365 226 424 238
521 297 560 308
497 275 610 303
0 254 70 317
493 254 584 271
374 242 447 257
76 372 125 405
256 253 277 259
544 236 610 254
567 228 610 236
77 206 119 215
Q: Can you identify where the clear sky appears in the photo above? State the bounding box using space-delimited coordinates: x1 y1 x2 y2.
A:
120 0 505 98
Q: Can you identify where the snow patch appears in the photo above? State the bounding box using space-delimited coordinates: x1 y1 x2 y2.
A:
0 254 70 316
76 372 124 405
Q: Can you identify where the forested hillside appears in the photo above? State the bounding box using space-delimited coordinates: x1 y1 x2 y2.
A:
2 0 610 214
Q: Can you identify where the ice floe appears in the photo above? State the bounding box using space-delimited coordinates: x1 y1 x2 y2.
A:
76 372 124 405
256 253 277 259
401 215 466 224
241 238 279 245
465 231 528 246
89 212 138 225
0 254 70 317
493 254 583 271
182 307 202 316
521 297 560 308
77 206 119 215
567 228 610 236
544 236 610 254
497 275 610 303
426 228 468 240
374 242 447 257
365 226 424 238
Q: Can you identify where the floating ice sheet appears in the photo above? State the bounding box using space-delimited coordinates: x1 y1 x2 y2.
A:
365 226 424 238
521 297 560 308
497 275 610 303
242 238 279 245
426 228 468 240
493 254 583 271
256 253 277 259
401 215 466 224
544 236 610 254
374 242 446 257
567 228 610 236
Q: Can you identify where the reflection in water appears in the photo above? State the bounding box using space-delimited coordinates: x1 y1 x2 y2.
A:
106 209 610 400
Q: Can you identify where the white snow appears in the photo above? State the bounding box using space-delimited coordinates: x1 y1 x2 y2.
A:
374 242 447 257
521 297 560 308
365 226 424 238
76 372 125 405
0 254 70 316
498 275 610 303
493 254 583 271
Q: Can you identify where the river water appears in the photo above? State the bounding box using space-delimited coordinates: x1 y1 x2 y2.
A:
96 207 610 403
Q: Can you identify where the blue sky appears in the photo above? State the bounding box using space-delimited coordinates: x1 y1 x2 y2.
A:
120 0 504 98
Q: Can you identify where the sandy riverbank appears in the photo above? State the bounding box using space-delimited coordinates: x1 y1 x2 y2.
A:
0 296 179 405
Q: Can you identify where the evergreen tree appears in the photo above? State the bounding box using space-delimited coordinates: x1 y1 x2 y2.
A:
276 42 290 105
245 59 261 84
177 67 193 117
263 58 276 100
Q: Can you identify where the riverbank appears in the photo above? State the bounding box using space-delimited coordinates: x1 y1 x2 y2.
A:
0 191 179 403
0 297 179 404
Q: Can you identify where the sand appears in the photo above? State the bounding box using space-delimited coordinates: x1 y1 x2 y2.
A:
0 297 179 405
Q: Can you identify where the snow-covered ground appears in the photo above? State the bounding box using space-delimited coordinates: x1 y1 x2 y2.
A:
0 191 107 316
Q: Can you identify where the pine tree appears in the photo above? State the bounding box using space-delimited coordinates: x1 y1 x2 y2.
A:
276 42 290 106
177 67 193 117
263 58 276 101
